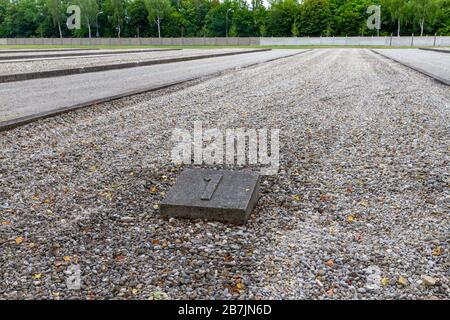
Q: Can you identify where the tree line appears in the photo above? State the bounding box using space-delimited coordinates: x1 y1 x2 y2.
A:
0 0 449 38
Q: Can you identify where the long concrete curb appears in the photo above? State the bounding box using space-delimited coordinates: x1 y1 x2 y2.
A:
419 47 450 54
0 49 308 132
370 49 450 86
0 48 179 61
0 48 100 54
0 49 271 83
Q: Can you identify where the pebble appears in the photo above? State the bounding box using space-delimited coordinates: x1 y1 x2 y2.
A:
421 275 437 287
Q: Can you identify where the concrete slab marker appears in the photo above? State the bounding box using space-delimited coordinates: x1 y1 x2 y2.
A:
160 169 260 224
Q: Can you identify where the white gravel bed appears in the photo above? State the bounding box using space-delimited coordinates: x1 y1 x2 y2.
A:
0 49 249 76
0 49 448 300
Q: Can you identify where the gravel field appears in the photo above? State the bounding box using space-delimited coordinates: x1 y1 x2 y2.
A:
0 48 448 300
0 49 249 76
374 49 450 85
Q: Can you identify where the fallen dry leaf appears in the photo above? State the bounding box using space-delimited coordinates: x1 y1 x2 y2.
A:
381 277 390 286
398 276 408 286
359 200 368 207
325 259 334 267
432 246 444 256
15 236 23 245
115 255 126 263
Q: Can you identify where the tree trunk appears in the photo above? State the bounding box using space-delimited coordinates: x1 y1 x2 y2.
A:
420 17 424 36
157 16 161 38
397 19 400 37
88 24 92 38
118 26 121 38
58 21 62 39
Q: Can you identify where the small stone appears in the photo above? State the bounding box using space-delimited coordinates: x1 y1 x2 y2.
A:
421 275 436 287
397 276 408 287
120 216 134 222
325 259 334 267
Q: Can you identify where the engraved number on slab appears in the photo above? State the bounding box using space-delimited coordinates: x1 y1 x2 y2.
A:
201 174 222 200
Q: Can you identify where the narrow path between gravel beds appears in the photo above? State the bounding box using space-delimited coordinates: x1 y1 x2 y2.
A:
0 49 448 299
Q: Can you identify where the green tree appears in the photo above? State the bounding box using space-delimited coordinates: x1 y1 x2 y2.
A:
301 0 331 36
230 0 258 36
145 0 172 37
382 0 408 36
435 0 450 34
0 0 11 37
329 0 370 36
265 0 301 36
45 0 64 38
77 0 99 38
109 0 125 37
204 0 230 37
411 0 440 35
291 19 299 36
127 0 153 36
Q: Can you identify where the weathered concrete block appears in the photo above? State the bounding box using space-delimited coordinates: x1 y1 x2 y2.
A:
161 169 260 224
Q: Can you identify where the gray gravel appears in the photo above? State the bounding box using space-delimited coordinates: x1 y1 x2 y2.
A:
0 49 250 75
0 48 448 300
374 49 450 85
